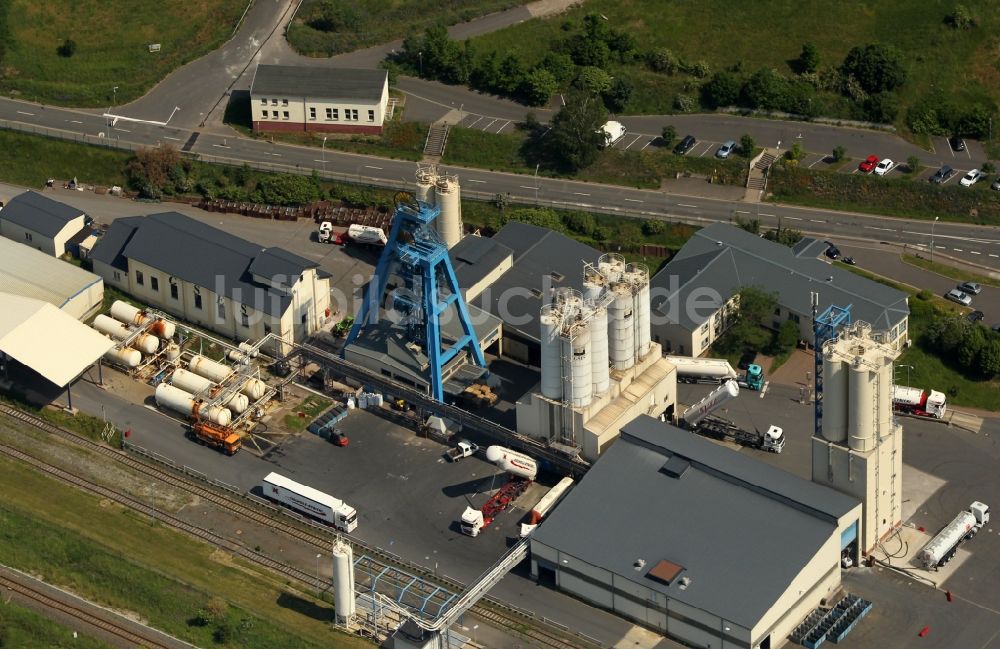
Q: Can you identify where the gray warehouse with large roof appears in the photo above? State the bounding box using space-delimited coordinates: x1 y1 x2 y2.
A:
530 416 861 649
649 224 909 357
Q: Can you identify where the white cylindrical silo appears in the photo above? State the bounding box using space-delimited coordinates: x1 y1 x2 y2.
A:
188 355 233 383
539 307 563 401
589 304 610 395
332 540 356 624
154 383 231 427
821 348 848 443
434 174 463 249
848 359 875 452
562 322 593 408
877 357 894 436
415 165 437 206
104 347 141 368
241 378 266 401
608 283 635 370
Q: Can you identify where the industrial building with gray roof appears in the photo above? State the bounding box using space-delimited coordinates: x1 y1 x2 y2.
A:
648 223 910 356
530 416 861 649
0 191 90 257
251 65 388 103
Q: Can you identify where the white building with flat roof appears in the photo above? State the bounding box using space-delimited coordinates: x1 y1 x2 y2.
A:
0 237 104 320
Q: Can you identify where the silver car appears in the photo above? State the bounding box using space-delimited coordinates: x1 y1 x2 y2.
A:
945 288 972 306
958 281 982 295
716 140 737 159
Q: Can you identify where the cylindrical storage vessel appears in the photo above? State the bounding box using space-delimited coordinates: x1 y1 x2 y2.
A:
848 359 876 452
434 175 463 249
562 322 593 408
237 342 258 358
164 343 181 361
148 319 175 339
608 284 635 370
877 358 894 436
415 166 437 206
188 355 233 383
224 392 250 415
110 301 145 326
598 253 625 283
485 446 538 480
821 348 848 443
589 305 610 395
227 349 246 363
133 333 160 355
332 541 356 623
241 378 266 401
170 368 214 395
93 313 131 340
636 271 651 357
104 347 141 368
154 383 232 426
539 307 563 401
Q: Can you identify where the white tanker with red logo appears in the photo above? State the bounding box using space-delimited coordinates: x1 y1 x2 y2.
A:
892 385 947 419
485 445 538 481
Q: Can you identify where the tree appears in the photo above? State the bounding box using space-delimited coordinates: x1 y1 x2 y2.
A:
547 92 608 171
57 38 77 58
958 324 985 369
497 53 526 95
946 4 977 29
603 77 633 113
126 146 184 199
841 44 907 94
979 339 1000 377
568 34 610 67
646 48 679 74
741 68 790 111
607 30 637 62
541 51 576 85
507 207 562 230
661 124 678 146
253 173 322 206
642 219 666 235
735 214 761 234
736 287 778 328
907 155 920 173
861 92 901 123
832 145 847 162
685 60 711 79
564 211 597 235
773 320 800 354
521 68 558 107
798 43 820 74
956 103 996 139
739 133 756 157
574 66 613 95
701 71 741 108
308 1 361 32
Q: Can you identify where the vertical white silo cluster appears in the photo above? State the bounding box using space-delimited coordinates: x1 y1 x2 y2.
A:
414 164 463 249
601 254 635 371
627 262 651 358
538 288 595 408
583 266 611 396
332 539 356 624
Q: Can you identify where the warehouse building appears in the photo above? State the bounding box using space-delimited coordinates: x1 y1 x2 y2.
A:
90 212 331 351
250 65 390 135
0 190 90 257
649 224 909 356
0 237 104 320
531 416 862 649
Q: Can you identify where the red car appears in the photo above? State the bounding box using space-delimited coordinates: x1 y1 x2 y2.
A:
858 155 879 173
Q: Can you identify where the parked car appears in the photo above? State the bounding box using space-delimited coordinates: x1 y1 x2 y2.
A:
674 135 697 155
991 177 1000 191
874 158 894 176
949 136 966 152
841 256 856 265
945 288 973 306
824 241 841 259
960 169 985 187
993 324 1000 333
328 430 349 447
929 165 954 184
966 310 985 324
958 281 982 295
715 140 737 159
858 155 880 173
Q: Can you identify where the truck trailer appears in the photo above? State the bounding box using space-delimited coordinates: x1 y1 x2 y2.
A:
918 502 989 569
665 356 765 390
261 472 358 533
461 446 539 536
679 380 784 453
892 385 947 419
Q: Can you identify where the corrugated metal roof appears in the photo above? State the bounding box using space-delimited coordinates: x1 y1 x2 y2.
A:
0 293 113 386
251 65 387 102
0 238 103 311
532 415 858 628
651 224 909 332
0 191 86 238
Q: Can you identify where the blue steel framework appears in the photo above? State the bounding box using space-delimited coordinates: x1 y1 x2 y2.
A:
812 299 853 438
345 201 486 401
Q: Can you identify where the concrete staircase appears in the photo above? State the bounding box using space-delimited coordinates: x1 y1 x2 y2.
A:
423 123 450 157
744 148 780 201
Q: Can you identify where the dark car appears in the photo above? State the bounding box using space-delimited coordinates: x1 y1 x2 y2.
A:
991 177 1000 191
328 430 349 446
967 310 985 323
824 241 841 260
674 135 697 155
929 165 954 184
949 136 966 152
841 256 856 265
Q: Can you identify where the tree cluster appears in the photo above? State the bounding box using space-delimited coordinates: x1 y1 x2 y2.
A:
905 97 995 139
924 314 1000 378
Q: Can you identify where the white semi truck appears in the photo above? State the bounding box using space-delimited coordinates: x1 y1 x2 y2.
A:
261 472 358 532
679 380 784 453
461 446 538 537
918 502 990 569
892 385 947 419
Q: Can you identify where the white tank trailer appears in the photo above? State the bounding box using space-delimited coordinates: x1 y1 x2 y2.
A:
332 540 356 624
682 380 740 428
170 369 249 414
92 314 159 355
485 445 538 481
110 300 176 339
154 383 232 427
666 356 739 383
892 385 947 419
919 502 990 569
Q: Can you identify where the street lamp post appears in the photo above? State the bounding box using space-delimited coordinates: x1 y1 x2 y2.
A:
418 51 423 76
321 136 328 173
316 553 322 582
896 364 914 387
930 216 939 262
534 163 540 203
112 85 118 107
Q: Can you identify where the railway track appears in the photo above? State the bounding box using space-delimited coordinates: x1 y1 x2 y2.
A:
0 572 178 649
0 404 599 649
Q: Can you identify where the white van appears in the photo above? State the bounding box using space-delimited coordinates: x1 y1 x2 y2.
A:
598 121 627 148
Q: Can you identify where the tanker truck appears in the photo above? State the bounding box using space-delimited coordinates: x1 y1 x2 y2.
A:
892 385 947 419
678 380 784 453
918 502 989 569
461 446 537 537
665 356 765 391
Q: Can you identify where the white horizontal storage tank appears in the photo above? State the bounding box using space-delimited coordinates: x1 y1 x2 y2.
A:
154 383 231 427
848 358 876 452
539 306 563 401
562 321 593 408
92 314 159 355
332 540 356 623
188 355 233 383
485 446 538 480
110 300 176 339
171 369 249 415
241 378 266 401
821 348 848 443
608 282 635 370
435 174 463 249
104 346 141 368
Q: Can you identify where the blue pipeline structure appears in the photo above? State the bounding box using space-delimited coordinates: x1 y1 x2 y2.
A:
344 200 486 402
812 298 852 438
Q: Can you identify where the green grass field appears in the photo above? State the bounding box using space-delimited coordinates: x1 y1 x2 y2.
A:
0 129 130 188
468 0 1000 126
0 454 372 649
0 600 112 649
0 0 249 106
287 0 520 56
